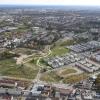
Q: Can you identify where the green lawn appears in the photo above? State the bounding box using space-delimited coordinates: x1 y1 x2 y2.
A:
29 57 38 65
50 46 69 57
39 58 51 68
0 59 39 79
60 40 75 46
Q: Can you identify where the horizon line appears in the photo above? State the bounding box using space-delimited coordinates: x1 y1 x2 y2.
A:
0 4 100 7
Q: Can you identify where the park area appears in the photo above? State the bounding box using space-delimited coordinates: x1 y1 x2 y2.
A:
0 58 39 79
40 67 86 84
49 46 69 57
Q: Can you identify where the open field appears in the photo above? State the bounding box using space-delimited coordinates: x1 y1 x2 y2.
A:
12 48 35 55
49 46 69 57
29 57 38 65
40 71 62 83
57 68 77 77
63 73 89 84
40 67 79 83
60 40 75 46
0 59 39 79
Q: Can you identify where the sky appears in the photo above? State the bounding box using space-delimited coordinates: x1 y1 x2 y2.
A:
0 0 100 6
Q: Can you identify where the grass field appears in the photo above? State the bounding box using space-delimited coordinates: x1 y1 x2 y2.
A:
0 59 39 79
59 40 75 46
58 68 77 77
40 68 78 83
49 46 69 57
29 57 38 65
40 71 62 83
63 73 89 84
12 48 35 55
